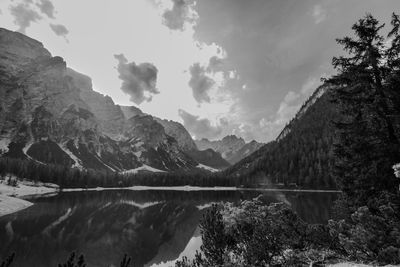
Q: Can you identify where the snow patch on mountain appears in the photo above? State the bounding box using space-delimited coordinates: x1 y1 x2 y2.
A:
122 164 166 174
94 155 117 172
197 164 219 172
59 143 83 169
0 138 10 154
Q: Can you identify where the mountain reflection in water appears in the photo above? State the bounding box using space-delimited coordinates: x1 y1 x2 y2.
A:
0 190 338 267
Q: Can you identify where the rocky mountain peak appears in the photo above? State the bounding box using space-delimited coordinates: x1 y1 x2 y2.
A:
0 28 231 173
195 135 263 164
66 68 126 139
222 135 244 143
66 68 92 92
154 118 197 152
0 28 51 60
119 105 144 120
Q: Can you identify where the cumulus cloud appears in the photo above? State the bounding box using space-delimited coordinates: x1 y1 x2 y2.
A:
179 109 222 140
114 54 159 105
257 76 323 140
162 0 197 31
9 3 42 34
188 63 215 104
36 0 55 18
49 23 68 38
312 4 327 24
301 76 320 95
9 0 68 38
207 56 224 72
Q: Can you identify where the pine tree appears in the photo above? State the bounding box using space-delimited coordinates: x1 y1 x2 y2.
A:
328 13 400 205
199 205 227 266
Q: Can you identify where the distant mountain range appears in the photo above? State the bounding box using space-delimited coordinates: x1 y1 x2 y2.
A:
195 135 264 165
0 28 232 173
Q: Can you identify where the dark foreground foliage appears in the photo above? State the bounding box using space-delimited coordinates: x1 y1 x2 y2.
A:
0 253 14 267
175 201 340 266
175 197 400 266
329 192 400 264
1 252 133 267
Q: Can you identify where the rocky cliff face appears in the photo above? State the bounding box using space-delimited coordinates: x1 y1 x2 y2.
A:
195 135 263 164
153 118 230 169
67 68 126 140
154 118 197 152
0 28 203 172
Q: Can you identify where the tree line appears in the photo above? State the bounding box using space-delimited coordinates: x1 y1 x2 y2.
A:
0 156 257 188
225 90 337 189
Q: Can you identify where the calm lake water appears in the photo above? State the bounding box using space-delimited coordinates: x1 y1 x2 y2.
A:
0 189 338 267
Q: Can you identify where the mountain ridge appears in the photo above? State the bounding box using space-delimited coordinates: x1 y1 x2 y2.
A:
0 28 227 173
195 135 264 165
226 84 337 189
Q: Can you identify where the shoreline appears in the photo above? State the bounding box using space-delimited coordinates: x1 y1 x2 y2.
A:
61 185 341 193
1 181 341 217
0 180 59 217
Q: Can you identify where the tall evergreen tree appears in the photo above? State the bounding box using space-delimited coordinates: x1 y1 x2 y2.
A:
328 14 400 205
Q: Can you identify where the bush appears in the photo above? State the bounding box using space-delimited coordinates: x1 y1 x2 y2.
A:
176 200 342 267
329 194 400 265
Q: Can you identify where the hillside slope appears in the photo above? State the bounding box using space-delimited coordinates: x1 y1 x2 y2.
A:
226 85 338 189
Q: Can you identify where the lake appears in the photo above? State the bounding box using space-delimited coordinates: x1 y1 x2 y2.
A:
0 189 338 267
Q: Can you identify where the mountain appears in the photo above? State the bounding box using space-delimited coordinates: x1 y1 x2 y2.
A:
195 135 264 164
154 118 230 169
226 84 338 189
0 28 225 173
154 118 197 151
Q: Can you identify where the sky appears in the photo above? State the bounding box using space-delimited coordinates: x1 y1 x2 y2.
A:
1 0 400 143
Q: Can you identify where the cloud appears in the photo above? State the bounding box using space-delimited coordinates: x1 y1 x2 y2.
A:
114 54 159 105
178 109 222 139
257 75 323 140
188 63 215 104
312 4 327 24
283 91 300 104
9 0 67 38
275 93 301 124
301 76 320 95
9 3 42 34
162 0 197 31
49 23 69 38
207 56 224 72
36 0 55 18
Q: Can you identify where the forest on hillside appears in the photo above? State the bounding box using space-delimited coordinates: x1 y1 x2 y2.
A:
226 89 338 189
